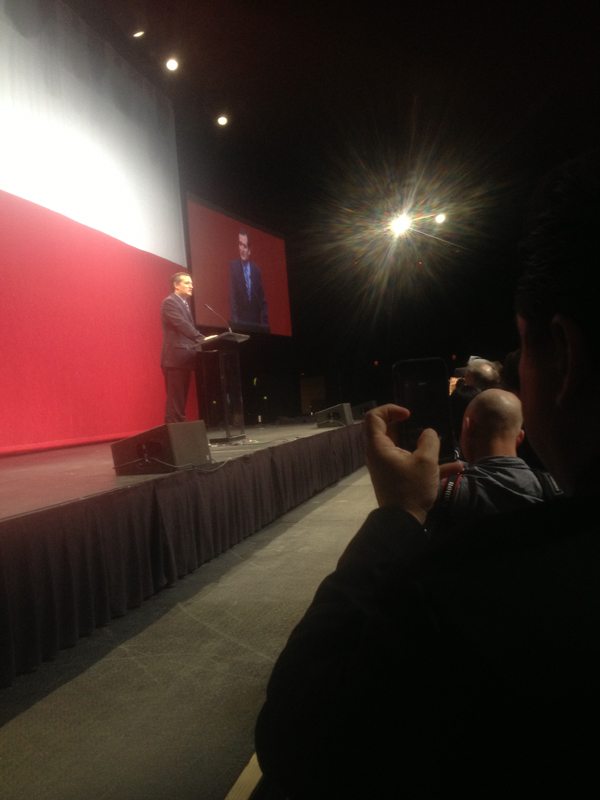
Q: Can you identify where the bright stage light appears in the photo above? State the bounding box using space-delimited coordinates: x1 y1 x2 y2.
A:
165 58 179 71
435 213 446 224
389 212 412 237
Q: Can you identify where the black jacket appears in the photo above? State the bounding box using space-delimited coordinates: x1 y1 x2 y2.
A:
256 496 598 798
160 293 204 369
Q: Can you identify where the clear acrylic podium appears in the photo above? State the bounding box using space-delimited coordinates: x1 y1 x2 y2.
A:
196 332 249 443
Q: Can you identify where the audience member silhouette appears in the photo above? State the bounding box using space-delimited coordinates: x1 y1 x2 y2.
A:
429 388 561 532
499 346 546 468
500 347 521 392
255 149 600 798
449 355 502 448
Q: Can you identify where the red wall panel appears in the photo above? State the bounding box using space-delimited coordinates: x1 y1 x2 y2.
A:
0 190 190 454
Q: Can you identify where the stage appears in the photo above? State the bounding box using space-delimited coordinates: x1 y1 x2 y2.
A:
0 420 365 687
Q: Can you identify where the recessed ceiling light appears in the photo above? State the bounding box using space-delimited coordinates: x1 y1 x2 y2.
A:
165 58 179 71
132 30 145 38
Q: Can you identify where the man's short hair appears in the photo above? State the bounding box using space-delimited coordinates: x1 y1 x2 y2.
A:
515 149 600 351
170 271 190 289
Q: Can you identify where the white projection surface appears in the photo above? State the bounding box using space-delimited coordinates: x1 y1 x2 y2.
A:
0 1 187 266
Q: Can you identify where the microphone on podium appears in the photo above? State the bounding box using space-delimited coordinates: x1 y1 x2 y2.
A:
204 303 233 333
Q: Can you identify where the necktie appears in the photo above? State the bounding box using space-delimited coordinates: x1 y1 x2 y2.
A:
244 264 251 299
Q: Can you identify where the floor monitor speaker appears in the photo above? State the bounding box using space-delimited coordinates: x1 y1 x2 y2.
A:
314 402 354 428
111 421 211 475
351 400 377 420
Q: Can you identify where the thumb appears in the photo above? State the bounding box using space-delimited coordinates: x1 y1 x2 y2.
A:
415 427 441 462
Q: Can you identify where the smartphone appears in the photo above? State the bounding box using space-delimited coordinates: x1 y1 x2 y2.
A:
391 357 458 463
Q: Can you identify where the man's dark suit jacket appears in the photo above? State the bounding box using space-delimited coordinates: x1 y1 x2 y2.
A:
229 259 269 332
160 293 204 369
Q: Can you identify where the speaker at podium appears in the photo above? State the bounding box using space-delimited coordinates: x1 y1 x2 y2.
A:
314 402 354 428
110 421 211 475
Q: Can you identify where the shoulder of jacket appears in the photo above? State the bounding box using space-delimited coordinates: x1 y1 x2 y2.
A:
530 468 564 500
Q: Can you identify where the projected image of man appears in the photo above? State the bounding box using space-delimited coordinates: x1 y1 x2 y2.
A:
229 231 270 332
161 272 205 423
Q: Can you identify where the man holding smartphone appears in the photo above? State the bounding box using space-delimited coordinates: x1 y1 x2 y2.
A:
255 151 599 797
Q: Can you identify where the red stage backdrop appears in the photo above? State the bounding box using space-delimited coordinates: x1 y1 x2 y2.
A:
0 2 194 454
0 190 194 454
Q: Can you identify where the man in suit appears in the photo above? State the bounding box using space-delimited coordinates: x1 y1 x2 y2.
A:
229 231 269 332
161 272 205 423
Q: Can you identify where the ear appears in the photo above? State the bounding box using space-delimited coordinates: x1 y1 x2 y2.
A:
551 313 587 408
516 429 525 447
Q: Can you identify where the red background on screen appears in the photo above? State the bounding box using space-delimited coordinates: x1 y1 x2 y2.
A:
186 195 292 336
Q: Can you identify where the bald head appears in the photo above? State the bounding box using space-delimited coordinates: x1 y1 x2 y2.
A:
460 389 524 462
464 359 501 390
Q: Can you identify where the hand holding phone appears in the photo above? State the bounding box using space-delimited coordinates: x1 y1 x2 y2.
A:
391 357 458 463
364 404 441 522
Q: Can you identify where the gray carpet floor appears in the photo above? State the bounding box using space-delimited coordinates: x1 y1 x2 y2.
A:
0 466 376 800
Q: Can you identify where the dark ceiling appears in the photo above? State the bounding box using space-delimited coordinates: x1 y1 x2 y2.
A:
68 0 600 399
80 1 599 232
